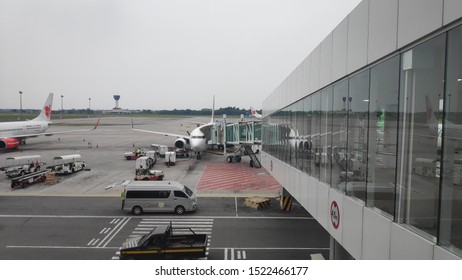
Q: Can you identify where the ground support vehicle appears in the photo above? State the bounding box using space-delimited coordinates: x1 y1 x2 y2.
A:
175 148 189 158
151 144 168 157
122 180 197 215
134 169 165 181
226 145 261 167
10 170 49 190
124 151 144 160
164 151 176 166
135 156 156 172
47 154 86 175
119 223 207 260
226 154 242 163
1 155 44 178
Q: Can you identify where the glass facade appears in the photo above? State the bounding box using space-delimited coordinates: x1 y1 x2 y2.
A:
262 24 462 257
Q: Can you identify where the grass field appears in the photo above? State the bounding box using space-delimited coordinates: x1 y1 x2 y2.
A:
0 113 197 123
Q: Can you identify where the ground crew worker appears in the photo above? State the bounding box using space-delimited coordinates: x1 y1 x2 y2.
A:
121 191 125 209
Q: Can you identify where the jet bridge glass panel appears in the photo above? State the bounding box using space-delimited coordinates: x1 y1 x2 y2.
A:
396 33 446 242
345 70 370 202
261 22 462 258
440 25 462 256
367 55 399 218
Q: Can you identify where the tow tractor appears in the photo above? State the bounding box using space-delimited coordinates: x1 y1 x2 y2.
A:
134 169 165 181
10 170 50 190
134 155 164 181
124 150 145 160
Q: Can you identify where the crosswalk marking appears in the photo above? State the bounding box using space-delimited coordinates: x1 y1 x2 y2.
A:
224 248 247 260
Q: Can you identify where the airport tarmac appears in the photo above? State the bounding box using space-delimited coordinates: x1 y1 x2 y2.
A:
0 116 280 198
0 116 331 260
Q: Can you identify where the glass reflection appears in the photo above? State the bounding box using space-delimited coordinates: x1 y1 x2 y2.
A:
367 55 400 217
396 34 446 240
332 80 349 190
440 25 462 255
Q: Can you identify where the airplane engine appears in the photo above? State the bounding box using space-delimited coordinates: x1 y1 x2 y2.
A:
0 138 20 150
174 138 189 149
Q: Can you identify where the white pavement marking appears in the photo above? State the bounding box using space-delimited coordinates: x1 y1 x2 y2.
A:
224 248 228 260
0 215 314 220
243 251 247 259
98 217 131 248
87 239 95 246
137 224 212 228
99 228 107 234
211 247 330 250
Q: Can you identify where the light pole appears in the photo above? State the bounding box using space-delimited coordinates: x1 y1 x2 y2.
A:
88 97 91 118
19 91 23 120
61 95 64 119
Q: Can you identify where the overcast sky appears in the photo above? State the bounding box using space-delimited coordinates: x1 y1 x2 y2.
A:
0 0 361 111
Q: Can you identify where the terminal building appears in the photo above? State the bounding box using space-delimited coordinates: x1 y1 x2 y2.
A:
260 0 462 259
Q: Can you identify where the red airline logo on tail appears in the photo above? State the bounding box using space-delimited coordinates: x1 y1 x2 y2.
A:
44 105 52 118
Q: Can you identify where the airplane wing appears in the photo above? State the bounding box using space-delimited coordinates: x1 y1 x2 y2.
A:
132 128 190 139
131 118 190 139
16 119 100 138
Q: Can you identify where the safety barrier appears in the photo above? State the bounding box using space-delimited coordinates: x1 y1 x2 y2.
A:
280 195 293 212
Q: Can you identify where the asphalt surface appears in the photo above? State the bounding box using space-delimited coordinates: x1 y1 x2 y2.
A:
0 117 330 260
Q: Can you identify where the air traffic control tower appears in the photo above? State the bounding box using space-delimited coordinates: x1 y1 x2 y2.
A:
113 95 120 109
261 0 462 260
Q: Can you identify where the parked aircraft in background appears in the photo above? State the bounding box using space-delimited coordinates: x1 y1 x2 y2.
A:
132 96 217 159
250 106 262 118
0 93 100 150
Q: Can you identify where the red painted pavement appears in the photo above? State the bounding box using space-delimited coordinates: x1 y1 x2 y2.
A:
197 162 281 195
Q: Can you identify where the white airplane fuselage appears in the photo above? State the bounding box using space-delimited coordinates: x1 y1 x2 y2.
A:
1 93 99 150
188 124 210 153
0 121 49 138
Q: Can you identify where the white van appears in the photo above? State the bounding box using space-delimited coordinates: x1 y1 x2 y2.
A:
122 181 197 215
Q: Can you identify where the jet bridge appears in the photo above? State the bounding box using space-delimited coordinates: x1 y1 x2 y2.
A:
224 120 262 145
221 120 262 168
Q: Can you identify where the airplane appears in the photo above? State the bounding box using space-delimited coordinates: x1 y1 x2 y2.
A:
132 96 217 159
0 93 100 151
250 106 262 118
425 95 462 144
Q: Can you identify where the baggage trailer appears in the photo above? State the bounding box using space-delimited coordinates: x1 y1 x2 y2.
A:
1 155 45 178
47 154 86 174
10 170 49 190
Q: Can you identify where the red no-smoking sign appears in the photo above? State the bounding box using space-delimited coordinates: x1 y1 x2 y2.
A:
331 201 340 229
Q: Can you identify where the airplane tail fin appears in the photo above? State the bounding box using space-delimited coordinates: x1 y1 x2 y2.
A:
33 93 53 122
250 106 262 118
425 95 439 134
93 118 100 130
250 106 257 117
